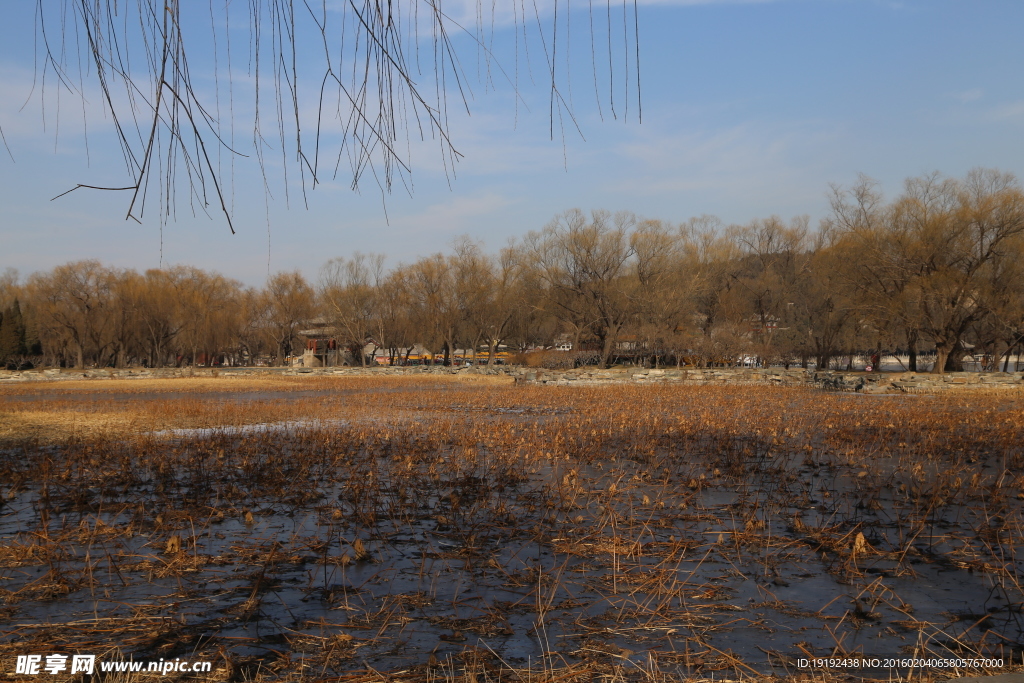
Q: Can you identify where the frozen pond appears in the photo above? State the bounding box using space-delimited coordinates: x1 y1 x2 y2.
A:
1 383 1022 679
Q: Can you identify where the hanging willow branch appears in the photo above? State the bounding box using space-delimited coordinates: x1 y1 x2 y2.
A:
32 0 641 232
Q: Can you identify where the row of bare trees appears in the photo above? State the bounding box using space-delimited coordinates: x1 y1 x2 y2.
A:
0 264 317 369
3 169 1023 372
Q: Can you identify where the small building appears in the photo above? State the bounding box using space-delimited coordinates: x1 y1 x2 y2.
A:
296 321 342 367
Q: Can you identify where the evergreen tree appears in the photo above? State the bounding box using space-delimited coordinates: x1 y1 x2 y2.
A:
0 299 27 362
25 311 43 356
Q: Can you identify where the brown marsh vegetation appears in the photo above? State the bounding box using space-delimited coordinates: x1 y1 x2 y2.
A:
2 375 1024 681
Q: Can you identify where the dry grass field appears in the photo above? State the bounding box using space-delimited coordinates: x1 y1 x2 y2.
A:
1 375 1023 682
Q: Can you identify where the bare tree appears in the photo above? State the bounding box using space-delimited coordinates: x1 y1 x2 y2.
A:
394 254 461 365
320 253 386 366
627 219 690 366
264 271 316 365
28 260 114 368
835 169 1024 373
237 288 273 366
0 269 18 311
29 2 640 230
787 228 856 371
137 269 188 367
12 173 1024 373
728 215 809 365
529 209 638 367
107 269 144 368
682 216 750 366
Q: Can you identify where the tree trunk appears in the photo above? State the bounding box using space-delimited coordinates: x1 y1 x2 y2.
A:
1000 335 1022 372
813 334 832 372
943 346 964 372
815 350 830 372
600 336 614 369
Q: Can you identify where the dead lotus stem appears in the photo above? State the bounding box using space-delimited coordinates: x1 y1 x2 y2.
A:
1 377 1022 677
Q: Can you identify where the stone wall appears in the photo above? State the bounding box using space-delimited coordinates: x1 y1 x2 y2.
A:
0 365 517 382
513 367 1024 392
1 365 1022 393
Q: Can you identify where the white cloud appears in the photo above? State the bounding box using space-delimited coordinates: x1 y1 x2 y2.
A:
634 0 779 5
989 101 1024 122
325 0 785 32
389 190 515 235
951 88 983 104
601 115 844 220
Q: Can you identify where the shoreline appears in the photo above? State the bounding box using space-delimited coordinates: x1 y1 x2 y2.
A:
2 364 1023 393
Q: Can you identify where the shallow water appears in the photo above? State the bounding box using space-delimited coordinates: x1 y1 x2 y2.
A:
1 398 1022 678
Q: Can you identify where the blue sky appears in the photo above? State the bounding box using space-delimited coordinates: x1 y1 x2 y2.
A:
2 0 1023 286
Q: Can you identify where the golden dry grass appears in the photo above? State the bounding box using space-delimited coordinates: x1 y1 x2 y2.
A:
0 409 141 443
2 378 1023 681
0 373 514 444
0 370 512 397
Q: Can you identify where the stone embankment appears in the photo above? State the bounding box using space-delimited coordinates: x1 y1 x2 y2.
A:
514 367 1024 392
1 365 1022 393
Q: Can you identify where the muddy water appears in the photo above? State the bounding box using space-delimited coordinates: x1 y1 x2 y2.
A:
1 414 1022 679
